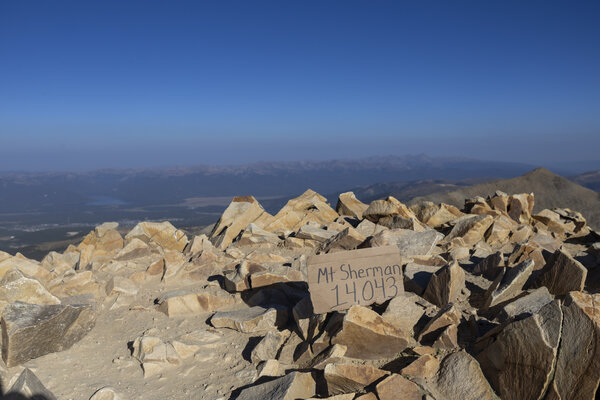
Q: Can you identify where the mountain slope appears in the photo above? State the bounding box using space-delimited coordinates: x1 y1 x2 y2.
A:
409 168 600 229
572 170 600 192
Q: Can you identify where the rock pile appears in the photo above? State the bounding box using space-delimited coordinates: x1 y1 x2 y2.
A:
0 189 599 399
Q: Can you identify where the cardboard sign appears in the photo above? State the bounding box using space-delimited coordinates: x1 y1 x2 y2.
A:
307 246 404 314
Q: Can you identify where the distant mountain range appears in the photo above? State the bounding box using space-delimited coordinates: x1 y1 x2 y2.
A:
0 155 536 214
2 155 599 256
347 168 600 229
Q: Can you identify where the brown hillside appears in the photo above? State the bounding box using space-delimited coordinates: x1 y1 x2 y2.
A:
410 167 600 229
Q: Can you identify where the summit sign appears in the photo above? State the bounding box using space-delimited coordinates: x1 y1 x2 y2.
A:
307 246 404 314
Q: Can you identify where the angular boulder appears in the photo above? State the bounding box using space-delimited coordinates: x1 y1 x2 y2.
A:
2 300 96 366
423 262 466 308
125 221 188 252
324 363 388 395
236 371 316 400
331 305 410 359
477 301 562 400
545 292 600 400
336 192 368 219
211 306 287 333
531 249 587 295
483 259 535 308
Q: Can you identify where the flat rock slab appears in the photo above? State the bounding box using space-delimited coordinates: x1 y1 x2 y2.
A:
498 287 553 322
376 374 423 400
236 371 316 400
2 301 96 367
546 292 600 400
426 351 498 400
477 300 562 400
484 259 535 308
532 249 587 295
423 262 466 308
324 363 388 395
4 368 57 400
211 306 287 333
331 305 410 359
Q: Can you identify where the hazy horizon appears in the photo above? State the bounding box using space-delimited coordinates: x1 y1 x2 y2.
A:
2 1 599 171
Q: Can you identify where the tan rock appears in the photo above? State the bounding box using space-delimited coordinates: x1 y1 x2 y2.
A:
47 270 102 299
477 301 562 400
485 215 515 246
401 354 440 379
237 223 282 247
5 368 57 400
41 251 79 276
105 276 138 296
256 359 285 379
324 363 388 395
483 259 535 308
331 305 410 359
510 225 533 244
354 394 378 400
132 334 181 377
293 296 326 341
422 262 466 308
427 351 498 400
403 263 441 295
376 374 423 400
381 292 426 334
444 214 494 246
472 251 504 279
276 330 307 367
363 196 416 224
223 261 266 292
545 292 600 400
211 306 287 333
0 254 53 283
296 223 338 242
497 287 554 322
366 229 443 257
307 343 348 370
251 329 290 364
125 221 188 252
236 371 316 400
418 303 461 343
0 269 60 314
355 219 388 238
507 193 534 224
170 340 201 359
411 201 464 228
89 387 121 400
161 249 189 282
157 287 235 317
2 300 96 366
261 190 339 233
432 323 458 350
321 227 366 252
114 238 154 261
531 249 587 295
77 223 124 268
249 265 304 288
307 395 355 400
336 192 368 219
184 234 214 256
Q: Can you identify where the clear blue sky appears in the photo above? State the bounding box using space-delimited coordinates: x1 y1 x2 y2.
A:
1 0 599 171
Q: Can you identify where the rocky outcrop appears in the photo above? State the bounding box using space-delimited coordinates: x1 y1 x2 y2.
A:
0 189 598 399
2 300 96 366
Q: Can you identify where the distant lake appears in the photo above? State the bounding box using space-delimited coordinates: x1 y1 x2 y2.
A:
87 195 127 206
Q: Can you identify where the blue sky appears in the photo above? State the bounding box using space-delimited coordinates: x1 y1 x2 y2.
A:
1 1 599 171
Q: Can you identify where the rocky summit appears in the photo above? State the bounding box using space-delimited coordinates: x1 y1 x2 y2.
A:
0 188 599 399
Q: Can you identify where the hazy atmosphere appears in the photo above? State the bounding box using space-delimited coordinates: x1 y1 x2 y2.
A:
2 3 600 400
1 0 599 171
